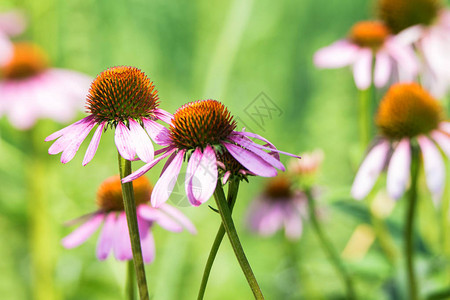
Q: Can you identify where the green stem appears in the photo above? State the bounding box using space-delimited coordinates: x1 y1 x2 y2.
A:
405 145 420 300
358 87 372 151
126 260 136 300
118 153 149 300
213 182 264 299
197 180 240 300
306 189 356 300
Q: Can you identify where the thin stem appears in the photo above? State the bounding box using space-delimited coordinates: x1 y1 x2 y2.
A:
197 180 240 300
358 87 372 151
126 260 136 300
213 182 264 299
405 145 420 300
118 153 149 300
306 189 356 300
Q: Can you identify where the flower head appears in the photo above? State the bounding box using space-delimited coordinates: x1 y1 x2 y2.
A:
123 99 300 208
46 66 172 165
62 175 196 263
247 175 306 240
0 42 91 129
379 0 441 33
352 83 449 201
314 20 418 90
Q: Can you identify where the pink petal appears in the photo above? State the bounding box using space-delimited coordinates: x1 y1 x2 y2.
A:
47 116 95 153
352 48 373 90
62 214 104 249
283 208 303 240
223 142 277 177
313 40 359 68
185 148 203 206
185 145 218 206
122 149 176 183
421 31 450 77
82 122 105 166
232 132 301 159
151 150 185 207
60 121 96 164
440 122 450 134
431 130 450 158
115 122 136 161
395 25 424 45
0 33 12 66
159 203 197 234
128 119 154 163
153 108 174 124
222 171 231 185
141 231 155 264
113 213 132 261
96 213 117 260
138 205 183 232
230 135 285 171
387 139 411 200
143 118 172 146
0 10 26 36
374 51 392 88
418 135 445 198
385 39 419 80
351 140 390 200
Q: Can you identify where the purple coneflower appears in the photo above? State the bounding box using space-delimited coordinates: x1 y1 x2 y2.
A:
45 66 171 165
314 21 418 90
352 83 449 201
123 99 300 207
247 175 306 240
379 0 450 97
0 42 91 129
62 175 196 263
0 10 25 65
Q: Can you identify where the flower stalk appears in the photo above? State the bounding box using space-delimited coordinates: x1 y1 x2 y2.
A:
197 180 240 300
213 181 264 299
358 84 373 151
118 153 149 300
405 144 420 300
306 189 356 300
126 260 136 300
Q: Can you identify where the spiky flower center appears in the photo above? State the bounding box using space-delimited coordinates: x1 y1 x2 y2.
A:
378 0 441 33
97 175 151 211
1 42 48 80
376 83 442 140
86 66 159 125
264 175 293 200
349 21 390 49
170 100 237 149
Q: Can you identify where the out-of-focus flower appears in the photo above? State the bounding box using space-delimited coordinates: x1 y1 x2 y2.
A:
62 175 196 263
123 99 300 207
379 0 450 97
46 66 172 165
314 21 418 90
247 175 307 240
0 42 91 129
352 83 449 201
288 149 324 177
0 10 26 66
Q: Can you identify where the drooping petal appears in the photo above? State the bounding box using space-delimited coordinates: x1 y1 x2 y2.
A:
232 132 301 159
151 150 186 207
82 122 105 166
431 130 450 158
140 231 155 264
223 142 277 177
143 118 172 146
230 135 285 171
0 33 12 66
62 213 104 249
387 139 411 200
47 116 95 153
115 122 136 161
60 120 97 164
351 140 390 200
185 148 203 206
418 135 445 199
113 213 132 261
138 205 183 232
374 51 392 88
153 108 174 124
122 149 176 183
283 207 303 240
385 39 419 81
128 119 154 163
159 203 197 234
96 213 117 260
313 40 359 68
440 122 450 134
395 25 424 45
352 48 373 90
186 145 218 206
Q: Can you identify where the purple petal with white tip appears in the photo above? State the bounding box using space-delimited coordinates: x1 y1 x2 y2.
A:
113 213 132 261
96 213 116 260
313 40 359 68
122 149 176 183
418 135 445 199
143 118 172 146
374 51 392 88
128 119 154 163
141 231 155 263
353 48 372 90
83 122 105 166
387 139 411 200
138 205 183 232
160 203 197 234
115 122 136 161
154 108 174 124
62 213 104 249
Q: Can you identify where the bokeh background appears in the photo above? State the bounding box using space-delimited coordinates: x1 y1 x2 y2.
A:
0 0 449 299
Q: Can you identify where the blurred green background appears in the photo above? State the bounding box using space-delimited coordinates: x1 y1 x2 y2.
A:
0 0 449 299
